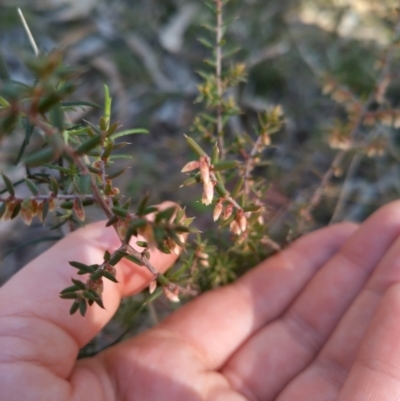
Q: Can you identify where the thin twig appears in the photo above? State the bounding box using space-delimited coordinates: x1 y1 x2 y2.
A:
215 0 225 159
0 194 94 202
244 135 264 197
17 8 39 57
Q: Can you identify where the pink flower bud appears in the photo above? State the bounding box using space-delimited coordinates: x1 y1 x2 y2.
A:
181 160 200 173
199 157 210 185
202 181 214 205
48 198 56 212
149 280 157 294
223 204 233 220
73 198 85 222
200 259 210 268
230 220 241 235
213 201 223 221
237 210 247 232
20 205 33 225
163 286 180 303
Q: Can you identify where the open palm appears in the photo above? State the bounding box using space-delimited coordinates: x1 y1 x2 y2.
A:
2 202 400 401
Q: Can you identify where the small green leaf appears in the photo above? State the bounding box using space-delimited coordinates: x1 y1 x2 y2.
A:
103 84 112 129
76 134 102 155
107 167 129 180
109 128 148 140
11 203 21 219
136 241 148 248
155 206 177 223
90 270 103 281
41 199 49 222
71 278 86 290
69 301 79 315
1 173 15 196
25 147 56 167
94 297 105 309
142 206 159 215
211 143 219 164
69 261 95 273
101 141 113 160
198 37 214 48
60 285 80 294
79 299 87 316
104 250 111 262
61 101 101 109
184 135 207 157
121 252 144 266
25 178 39 195
109 251 124 265
106 215 119 227
137 193 149 216
112 206 129 219
213 160 240 171
60 292 78 299
102 270 118 283
49 103 64 132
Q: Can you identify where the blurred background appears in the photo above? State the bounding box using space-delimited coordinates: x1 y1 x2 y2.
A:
0 0 399 347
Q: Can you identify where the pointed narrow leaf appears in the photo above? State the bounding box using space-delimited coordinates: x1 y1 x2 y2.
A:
25 147 56 166
79 299 87 316
213 160 240 171
60 285 80 294
76 134 102 155
2 173 15 196
69 261 95 273
109 128 148 140
11 202 21 219
71 278 86 290
25 178 39 195
60 292 79 299
69 301 79 315
137 193 149 216
50 103 64 132
102 270 118 283
184 135 207 157
111 206 129 219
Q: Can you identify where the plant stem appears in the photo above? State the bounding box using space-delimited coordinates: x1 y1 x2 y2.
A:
215 0 225 159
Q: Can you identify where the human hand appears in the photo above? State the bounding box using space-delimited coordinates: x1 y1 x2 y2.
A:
2 202 400 400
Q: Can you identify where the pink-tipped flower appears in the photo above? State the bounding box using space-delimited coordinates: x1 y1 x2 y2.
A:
177 233 186 245
48 198 56 212
200 259 210 268
202 181 214 205
199 157 210 184
196 251 209 260
213 200 223 221
181 160 200 173
149 280 157 294
20 205 33 225
237 210 247 232
73 198 85 222
230 220 242 235
163 286 180 303
223 204 233 220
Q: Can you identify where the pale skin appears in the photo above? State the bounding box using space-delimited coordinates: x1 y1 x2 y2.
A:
3 202 400 400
